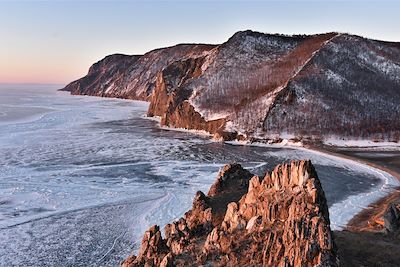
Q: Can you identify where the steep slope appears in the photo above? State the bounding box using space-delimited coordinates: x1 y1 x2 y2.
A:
61 44 216 100
146 55 227 134
263 34 400 140
190 32 338 122
147 31 339 136
121 160 338 267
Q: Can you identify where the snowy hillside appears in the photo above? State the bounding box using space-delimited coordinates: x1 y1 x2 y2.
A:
62 31 400 142
263 34 400 141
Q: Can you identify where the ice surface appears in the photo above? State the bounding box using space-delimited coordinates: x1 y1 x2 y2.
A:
0 85 397 266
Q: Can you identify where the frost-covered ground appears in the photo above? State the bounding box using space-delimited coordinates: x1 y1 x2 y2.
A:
0 85 398 266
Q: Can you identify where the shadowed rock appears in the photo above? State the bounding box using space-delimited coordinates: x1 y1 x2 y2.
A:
384 201 400 235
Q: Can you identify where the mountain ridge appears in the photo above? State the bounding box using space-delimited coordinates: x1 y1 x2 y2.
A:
61 30 400 142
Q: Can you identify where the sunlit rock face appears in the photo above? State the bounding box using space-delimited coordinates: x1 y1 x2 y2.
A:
62 31 400 141
121 160 338 267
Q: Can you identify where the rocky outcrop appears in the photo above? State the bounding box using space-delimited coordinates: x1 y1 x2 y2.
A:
384 201 400 234
146 56 226 134
147 57 206 118
121 160 338 267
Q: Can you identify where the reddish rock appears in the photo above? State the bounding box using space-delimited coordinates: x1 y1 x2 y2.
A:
146 56 227 134
147 57 206 118
122 225 169 267
207 163 253 197
122 160 338 266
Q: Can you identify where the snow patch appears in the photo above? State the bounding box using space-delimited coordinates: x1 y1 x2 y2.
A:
325 69 346 85
225 138 303 149
159 125 213 137
198 110 230 121
324 138 400 150
142 115 161 123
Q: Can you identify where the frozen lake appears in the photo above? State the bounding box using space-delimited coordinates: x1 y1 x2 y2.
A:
0 85 398 266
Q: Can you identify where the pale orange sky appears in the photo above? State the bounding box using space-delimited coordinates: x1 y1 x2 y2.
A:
1 0 399 85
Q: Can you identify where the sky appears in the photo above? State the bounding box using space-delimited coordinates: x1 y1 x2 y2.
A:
1 0 399 85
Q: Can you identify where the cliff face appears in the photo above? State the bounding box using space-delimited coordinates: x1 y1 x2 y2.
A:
147 56 226 134
121 160 338 267
62 31 400 141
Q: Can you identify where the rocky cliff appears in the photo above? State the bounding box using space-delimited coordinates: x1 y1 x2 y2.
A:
121 160 338 267
62 31 400 141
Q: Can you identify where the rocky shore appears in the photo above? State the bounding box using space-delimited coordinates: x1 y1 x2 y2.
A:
121 160 339 266
312 145 400 233
314 146 400 266
119 154 400 266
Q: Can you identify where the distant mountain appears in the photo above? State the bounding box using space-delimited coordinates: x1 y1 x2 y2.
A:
61 31 400 142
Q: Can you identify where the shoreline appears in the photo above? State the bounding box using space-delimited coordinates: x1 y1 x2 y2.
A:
307 144 400 232
64 93 400 232
224 139 400 229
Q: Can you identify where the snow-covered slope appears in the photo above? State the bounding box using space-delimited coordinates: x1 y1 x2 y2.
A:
263 34 400 141
62 31 400 142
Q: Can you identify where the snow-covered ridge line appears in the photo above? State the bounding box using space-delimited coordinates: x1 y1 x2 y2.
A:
189 33 342 132
279 33 342 89
229 33 342 134
256 33 342 126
